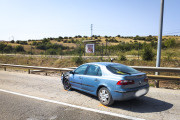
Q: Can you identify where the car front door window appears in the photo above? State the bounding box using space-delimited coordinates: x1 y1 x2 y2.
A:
74 65 88 75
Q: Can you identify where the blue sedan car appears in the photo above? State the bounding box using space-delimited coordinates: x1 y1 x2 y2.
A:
61 62 149 106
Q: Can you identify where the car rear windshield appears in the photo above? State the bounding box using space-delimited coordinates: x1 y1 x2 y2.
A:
106 64 140 75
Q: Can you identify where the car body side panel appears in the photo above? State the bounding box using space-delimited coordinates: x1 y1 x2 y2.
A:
70 74 83 89
82 75 100 92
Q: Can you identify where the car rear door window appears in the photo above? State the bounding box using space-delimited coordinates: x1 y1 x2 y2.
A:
97 68 102 76
86 65 99 76
74 64 88 74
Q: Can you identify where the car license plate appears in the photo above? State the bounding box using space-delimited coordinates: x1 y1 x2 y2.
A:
135 88 147 97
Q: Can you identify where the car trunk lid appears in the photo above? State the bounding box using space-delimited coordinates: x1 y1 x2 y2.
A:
121 73 147 89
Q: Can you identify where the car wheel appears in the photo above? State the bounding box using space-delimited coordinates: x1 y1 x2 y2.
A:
63 78 72 90
98 87 114 106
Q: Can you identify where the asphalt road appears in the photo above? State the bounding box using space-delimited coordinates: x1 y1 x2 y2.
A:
0 70 180 120
0 91 127 120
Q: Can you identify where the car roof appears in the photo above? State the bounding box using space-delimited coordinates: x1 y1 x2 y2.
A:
85 62 121 66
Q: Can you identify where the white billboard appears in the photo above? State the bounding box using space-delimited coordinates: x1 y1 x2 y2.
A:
86 44 94 53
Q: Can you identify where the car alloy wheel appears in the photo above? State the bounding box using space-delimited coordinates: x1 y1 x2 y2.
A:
63 78 72 90
98 87 114 106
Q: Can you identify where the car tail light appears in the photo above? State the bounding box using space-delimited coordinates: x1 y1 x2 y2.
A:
117 80 134 85
144 76 148 82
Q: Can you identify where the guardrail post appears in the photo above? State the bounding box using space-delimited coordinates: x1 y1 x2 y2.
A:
28 69 30 74
155 80 159 88
155 72 160 88
59 70 61 76
61 72 63 76
4 67 6 71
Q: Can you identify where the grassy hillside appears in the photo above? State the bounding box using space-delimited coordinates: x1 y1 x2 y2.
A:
6 35 180 51
1 35 180 58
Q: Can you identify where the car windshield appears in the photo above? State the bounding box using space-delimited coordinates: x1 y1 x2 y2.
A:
106 64 140 75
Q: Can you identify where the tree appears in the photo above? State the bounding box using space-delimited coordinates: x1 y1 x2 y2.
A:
78 35 82 38
16 40 20 44
83 36 88 38
0 43 6 51
15 45 24 52
59 36 63 39
136 35 140 38
64 36 68 39
117 35 121 37
11 40 15 43
42 38 50 43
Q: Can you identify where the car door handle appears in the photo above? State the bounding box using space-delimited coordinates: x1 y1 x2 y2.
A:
95 79 99 81
79 76 82 79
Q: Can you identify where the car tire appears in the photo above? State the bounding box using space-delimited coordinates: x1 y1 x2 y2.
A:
98 87 114 106
63 77 72 90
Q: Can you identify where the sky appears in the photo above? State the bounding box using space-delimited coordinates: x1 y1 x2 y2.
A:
0 0 180 41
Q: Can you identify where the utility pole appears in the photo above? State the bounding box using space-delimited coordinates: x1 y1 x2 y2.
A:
91 24 93 40
155 0 164 88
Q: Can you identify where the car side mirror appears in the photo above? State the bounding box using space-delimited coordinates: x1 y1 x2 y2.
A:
70 71 74 74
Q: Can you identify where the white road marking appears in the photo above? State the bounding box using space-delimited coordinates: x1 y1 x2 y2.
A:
0 89 145 120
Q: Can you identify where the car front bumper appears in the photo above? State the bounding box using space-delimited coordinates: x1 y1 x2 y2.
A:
112 84 149 101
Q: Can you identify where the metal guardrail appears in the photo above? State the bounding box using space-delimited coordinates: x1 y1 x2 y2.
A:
0 63 180 88
0 63 74 76
130 66 180 73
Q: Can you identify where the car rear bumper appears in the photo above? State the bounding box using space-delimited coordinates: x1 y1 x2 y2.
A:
112 84 149 101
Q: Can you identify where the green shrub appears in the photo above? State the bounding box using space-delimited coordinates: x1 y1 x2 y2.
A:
27 51 34 55
164 38 176 48
32 41 37 45
118 54 127 61
3 47 11 53
142 45 155 61
164 52 173 61
97 57 104 62
72 55 84 65
47 48 58 55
